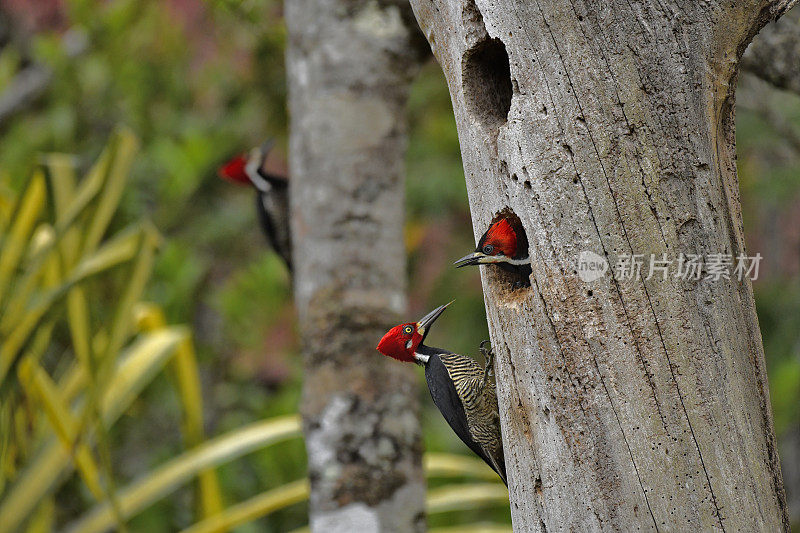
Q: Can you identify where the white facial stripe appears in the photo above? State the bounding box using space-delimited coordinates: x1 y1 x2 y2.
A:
480 255 529 265
245 150 273 193
249 171 272 194
406 340 412 349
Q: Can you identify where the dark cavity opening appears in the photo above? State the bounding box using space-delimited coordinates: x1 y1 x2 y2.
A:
462 38 512 129
487 208 531 291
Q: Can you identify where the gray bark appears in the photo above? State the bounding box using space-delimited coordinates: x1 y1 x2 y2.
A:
742 5 800 95
408 0 796 530
285 0 427 531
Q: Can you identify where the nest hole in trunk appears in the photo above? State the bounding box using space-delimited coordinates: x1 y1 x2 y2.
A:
462 37 512 129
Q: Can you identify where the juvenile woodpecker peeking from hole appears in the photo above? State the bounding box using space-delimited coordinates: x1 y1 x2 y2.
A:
218 139 291 271
376 302 507 486
453 216 531 284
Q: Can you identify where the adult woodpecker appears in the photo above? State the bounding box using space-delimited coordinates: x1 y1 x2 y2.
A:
218 139 291 271
376 302 507 485
453 217 531 281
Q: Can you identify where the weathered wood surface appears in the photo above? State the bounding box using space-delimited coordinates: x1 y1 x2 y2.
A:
285 0 428 531
408 0 796 530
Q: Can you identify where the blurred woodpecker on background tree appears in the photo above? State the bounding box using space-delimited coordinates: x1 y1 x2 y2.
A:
377 302 507 485
219 139 292 271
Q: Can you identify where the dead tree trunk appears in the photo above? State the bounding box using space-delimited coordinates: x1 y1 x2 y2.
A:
408 0 796 530
285 0 427 531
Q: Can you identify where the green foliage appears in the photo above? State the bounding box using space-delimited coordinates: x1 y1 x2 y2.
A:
0 130 225 531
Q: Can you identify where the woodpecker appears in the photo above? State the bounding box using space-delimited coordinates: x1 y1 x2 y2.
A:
218 139 291 271
376 302 507 485
453 217 531 282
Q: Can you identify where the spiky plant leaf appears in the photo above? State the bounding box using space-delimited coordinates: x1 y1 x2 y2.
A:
427 483 509 514
0 329 187 533
64 416 301 533
178 480 309 533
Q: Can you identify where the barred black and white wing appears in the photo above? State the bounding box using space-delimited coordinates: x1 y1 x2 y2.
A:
423 349 506 485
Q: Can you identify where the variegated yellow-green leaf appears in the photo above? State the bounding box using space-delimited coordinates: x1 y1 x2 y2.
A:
425 453 500 481
64 416 301 533
0 226 143 385
430 524 512 533
42 153 78 222
0 329 187 533
24 497 55 533
81 128 138 255
178 480 309 533
16 359 104 499
0 170 46 304
134 302 224 519
0 225 58 337
427 483 509 514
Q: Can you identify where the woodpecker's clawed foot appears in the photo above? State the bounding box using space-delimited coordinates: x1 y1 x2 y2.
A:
479 340 493 362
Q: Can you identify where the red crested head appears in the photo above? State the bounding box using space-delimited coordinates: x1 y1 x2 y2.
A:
376 302 452 364
453 217 529 268
376 323 423 363
218 154 251 185
480 218 518 257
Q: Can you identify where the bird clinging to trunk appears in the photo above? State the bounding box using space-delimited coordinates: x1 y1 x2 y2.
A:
376 302 507 485
453 216 531 284
218 139 292 271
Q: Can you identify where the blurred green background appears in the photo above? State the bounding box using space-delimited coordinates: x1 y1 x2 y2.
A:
0 0 797 530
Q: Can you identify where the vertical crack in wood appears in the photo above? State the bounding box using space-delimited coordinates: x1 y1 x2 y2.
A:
528 0 723 527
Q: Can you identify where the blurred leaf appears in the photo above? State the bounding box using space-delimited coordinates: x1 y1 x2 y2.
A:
135 302 225 519
0 329 187 533
24 497 55 533
67 287 93 372
16 359 104 499
42 153 78 218
0 226 58 340
428 483 509 514
0 225 144 384
178 480 308 533
0 171 46 305
65 416 301 533
425 453 499 481
100 328 190 424
430 525 512 533
82 128 138 255
164 451 503 533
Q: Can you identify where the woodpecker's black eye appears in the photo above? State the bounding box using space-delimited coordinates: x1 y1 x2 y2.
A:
482 244 494 255
403 325 414 335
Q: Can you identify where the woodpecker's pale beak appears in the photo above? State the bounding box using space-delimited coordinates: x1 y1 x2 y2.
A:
416 301 453 340
258 138 275 158
453 252 488 268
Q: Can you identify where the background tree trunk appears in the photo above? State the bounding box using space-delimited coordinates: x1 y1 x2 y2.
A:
408 0 796 530
742 5 800 95
285 0 428 531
